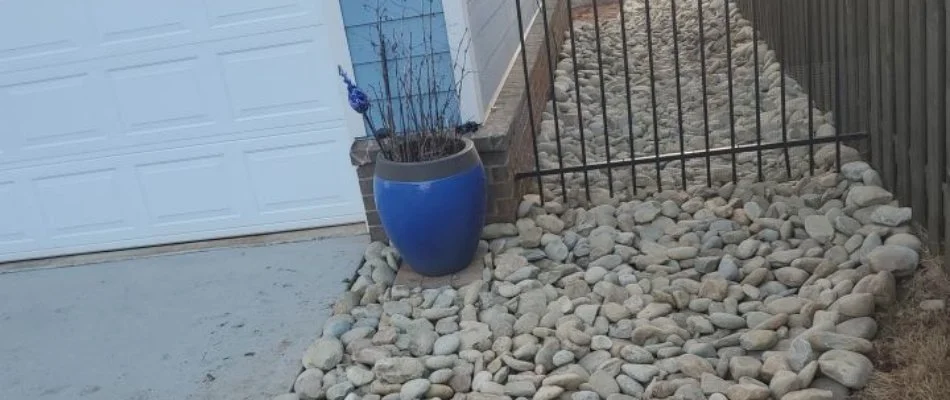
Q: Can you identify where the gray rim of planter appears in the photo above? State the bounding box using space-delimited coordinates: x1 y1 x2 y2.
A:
374 137 482 182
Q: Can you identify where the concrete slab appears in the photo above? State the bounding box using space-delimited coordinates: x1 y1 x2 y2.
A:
394 251 486 289
0 235 368 400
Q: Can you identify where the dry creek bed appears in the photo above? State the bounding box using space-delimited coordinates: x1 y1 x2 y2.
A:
278 157 926 400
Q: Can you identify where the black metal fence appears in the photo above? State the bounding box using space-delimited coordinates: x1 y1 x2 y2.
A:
512 0 869 205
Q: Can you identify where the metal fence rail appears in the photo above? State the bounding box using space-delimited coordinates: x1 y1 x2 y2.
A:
511 0 950 258
513 0 867 206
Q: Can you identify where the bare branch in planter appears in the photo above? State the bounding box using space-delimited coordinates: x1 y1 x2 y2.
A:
339 0 475 163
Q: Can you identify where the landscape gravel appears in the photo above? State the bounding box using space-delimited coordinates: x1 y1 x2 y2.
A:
281 159 920 400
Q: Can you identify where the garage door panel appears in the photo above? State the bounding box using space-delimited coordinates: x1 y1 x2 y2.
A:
0 71 112 155
136 154 241 227
0 0 320 74
206 0 311 28
109 57 216 135
239 131 362 219
217 29 340 125
0 0 87 65
246 140 352 215
0 180 33 247
33 168 134 238
89 0 197 45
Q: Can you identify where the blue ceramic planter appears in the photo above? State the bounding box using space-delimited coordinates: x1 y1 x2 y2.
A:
373 138 486 276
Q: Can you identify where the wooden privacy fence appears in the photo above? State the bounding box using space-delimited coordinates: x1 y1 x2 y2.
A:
740 0 949 259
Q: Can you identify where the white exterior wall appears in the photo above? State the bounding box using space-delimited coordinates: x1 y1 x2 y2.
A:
443 0 540 122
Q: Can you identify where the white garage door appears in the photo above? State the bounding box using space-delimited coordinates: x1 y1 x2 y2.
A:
0 1 365 262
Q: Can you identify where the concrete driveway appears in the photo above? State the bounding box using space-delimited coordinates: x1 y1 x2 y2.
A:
0 234 367 400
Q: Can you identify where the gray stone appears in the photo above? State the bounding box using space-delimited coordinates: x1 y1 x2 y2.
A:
835 317 878 340
718 256 741 281
585 267 609 284
695 256 722 274
638 303 673 320
699 277 730 301
804 215 835 243
622 364 660 383
544 240 570 262
833 293 875 318
494 254 529 280
818 350 873 389
761 354 791 381
579 350 611 373
323 315 355 338
770 370 802 399
400 379 431 400
572 391 600 400
710 313 747 329
325 382 354 400
767 297 805 315
701 372 732 395
424 384 453 399
374 357 426 384
303 338 344 371
869 206 912 227
685 342 718 358
541 373 585 390
668 246 699 260
845 186 893 207
515 313 541 335
678 354 716 378
725 383 771 400
294 369 324 399
616 374 645 397
592 335 613 350
505 381 537 397
841 162 871 181
553 350 575 367
781 389 835 400
787 337 816 371
536 215 565 234
798 361 819 388
429 369 453 384
740 330 779 351
810 378 850 399
588 370 620 398
433 334 460 355
634 202 662 223
883 233 922 251
346 366 375 386
602 302 631 321
867 245 919 277
410 330 438 356
807 331 873 354
620 345 655 364
518 290 549 317
775 267 810 287
483 224 518 239
768 249 805 266
533 386 565 400
729 356 762 380
449 362 474 392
